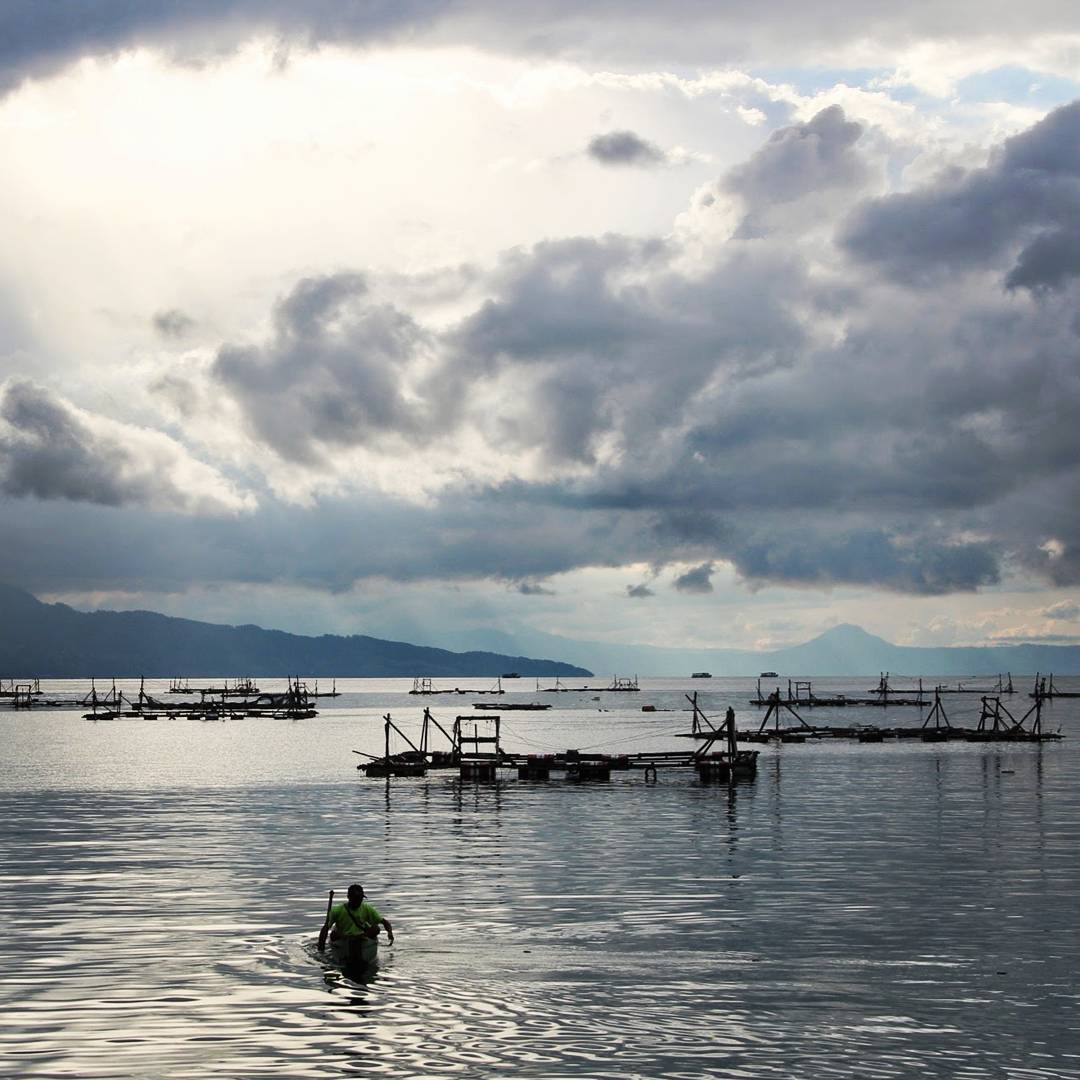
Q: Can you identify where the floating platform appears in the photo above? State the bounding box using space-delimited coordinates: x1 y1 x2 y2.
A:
749 695 928 707
539 677 640 693
473 702 550 711
409 676 504 695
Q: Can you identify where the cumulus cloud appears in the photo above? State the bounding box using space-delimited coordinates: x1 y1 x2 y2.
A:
10 100 1080 607
674 563 714 594
211 272 431 464
725 105 870 213
587 130 666 167
0 380 254 516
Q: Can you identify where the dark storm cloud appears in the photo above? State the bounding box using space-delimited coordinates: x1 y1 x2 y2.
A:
0 380 245 514
1004 226 1080 293
843 101 1080 290
211 272 429 463
587 131 665 167
420 104 1080 597
2 2 1079 93
0 489 657 596
996 476 1080 587
153 309 196 339
0 380 136 506
440 232 809 467
626 583 654 598
449 236 667 367
674 563 714 594
0 476 1008 601
728 528 999 594
503 374 609 465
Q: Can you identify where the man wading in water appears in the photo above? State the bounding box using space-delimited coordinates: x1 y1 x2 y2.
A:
318 883 394 965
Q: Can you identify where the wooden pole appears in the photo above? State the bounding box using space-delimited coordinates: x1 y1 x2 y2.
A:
320 888 334 947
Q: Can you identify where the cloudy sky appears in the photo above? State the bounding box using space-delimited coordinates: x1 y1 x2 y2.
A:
3 1 1080 656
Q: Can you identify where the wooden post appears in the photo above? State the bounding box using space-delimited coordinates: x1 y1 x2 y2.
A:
922 689 951 730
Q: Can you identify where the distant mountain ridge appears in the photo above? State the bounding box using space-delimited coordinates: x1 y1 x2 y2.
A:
0 584 592 678
431 621 1080 677
5 584 1079 678
759 623 1079 678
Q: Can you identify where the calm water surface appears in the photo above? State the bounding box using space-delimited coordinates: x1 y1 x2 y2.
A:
2 677 1079 1078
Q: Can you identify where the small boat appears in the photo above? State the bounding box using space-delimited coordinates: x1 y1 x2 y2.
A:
329 934 379 970
501 672 520 679
760 671 778 678
691 672 712 679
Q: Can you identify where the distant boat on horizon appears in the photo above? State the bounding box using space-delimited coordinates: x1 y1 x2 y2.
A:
760 671 779 678
691 672 712 679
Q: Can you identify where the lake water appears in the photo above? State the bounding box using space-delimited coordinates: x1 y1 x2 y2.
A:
2 676 1079 1078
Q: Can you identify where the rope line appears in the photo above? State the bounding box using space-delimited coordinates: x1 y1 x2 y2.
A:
570 723 682 751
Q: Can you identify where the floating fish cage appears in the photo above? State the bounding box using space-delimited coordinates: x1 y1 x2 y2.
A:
517 754 553 780
696 750 760 783
460 758 498 781
363 760 427 778
567 760 611 782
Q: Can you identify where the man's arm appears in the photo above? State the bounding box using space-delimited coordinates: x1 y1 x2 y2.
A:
382 918 394 945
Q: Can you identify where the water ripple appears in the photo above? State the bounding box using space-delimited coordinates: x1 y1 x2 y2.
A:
3 685 1080 1076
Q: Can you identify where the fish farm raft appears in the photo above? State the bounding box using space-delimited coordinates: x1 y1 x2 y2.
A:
356 684 1062 786
1 676 327 720
356 698 759 782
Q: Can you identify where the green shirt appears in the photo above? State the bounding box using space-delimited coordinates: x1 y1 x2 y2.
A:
329 901 383 938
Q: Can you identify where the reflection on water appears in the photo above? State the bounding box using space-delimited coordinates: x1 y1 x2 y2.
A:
2 680 1080 1077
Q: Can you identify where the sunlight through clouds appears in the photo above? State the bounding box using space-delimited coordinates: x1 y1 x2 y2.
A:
2 4 1080 654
